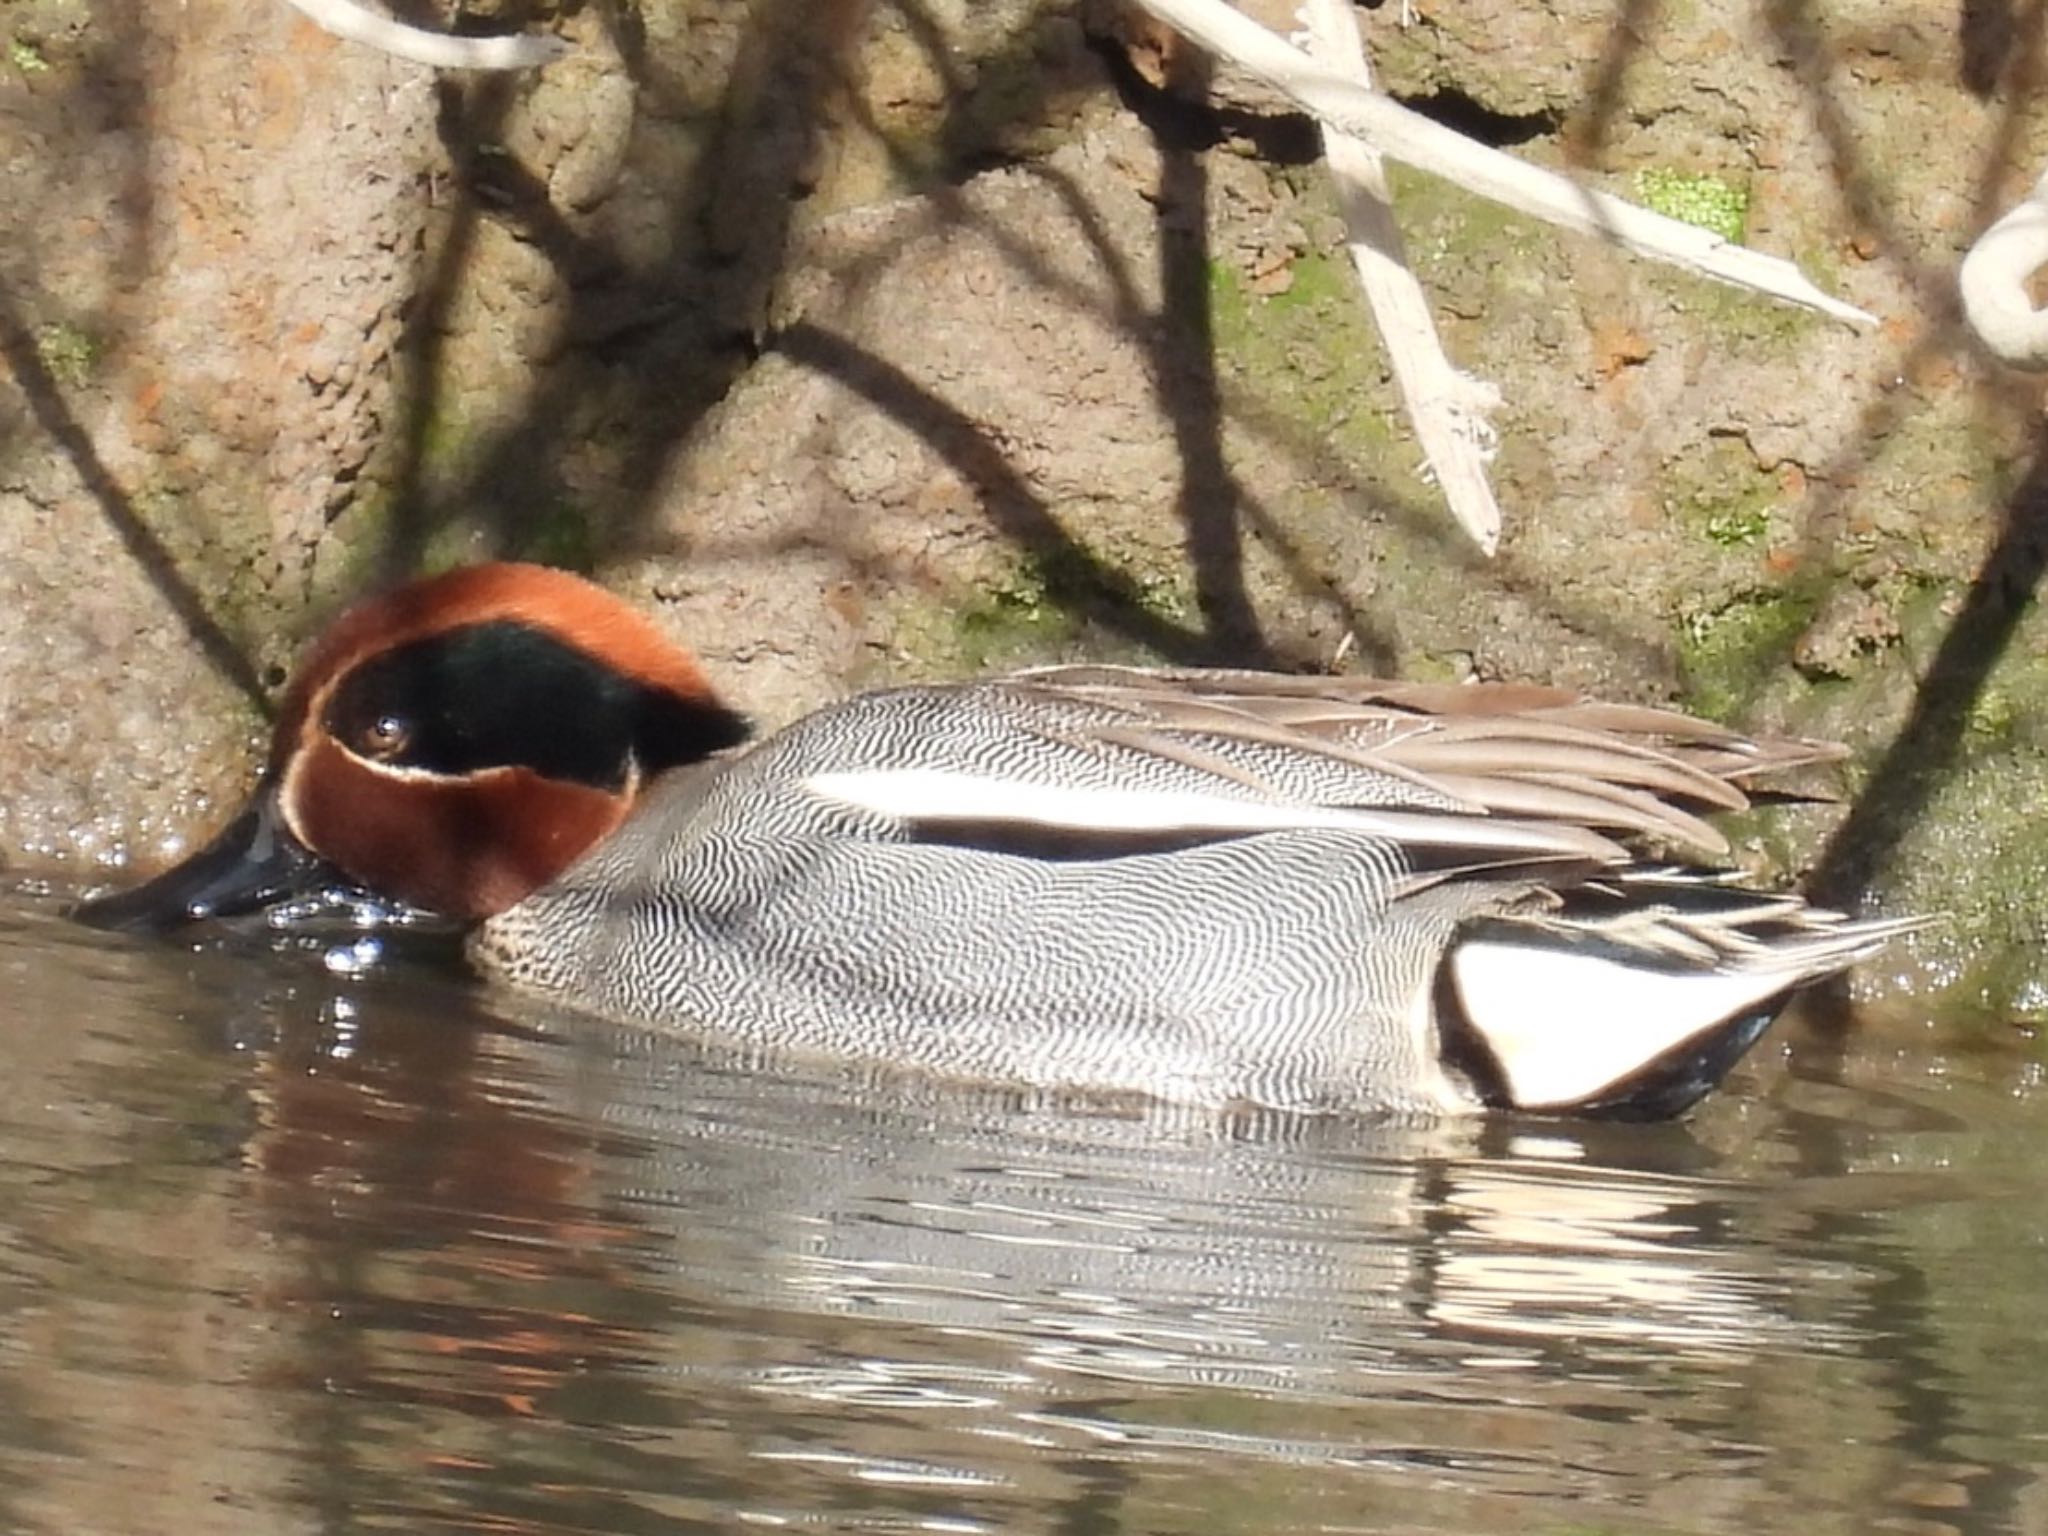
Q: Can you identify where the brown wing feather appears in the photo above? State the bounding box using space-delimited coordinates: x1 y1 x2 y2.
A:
1011 663 1842 858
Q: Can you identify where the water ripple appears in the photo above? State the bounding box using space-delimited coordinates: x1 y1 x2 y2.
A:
0 894 2044 1534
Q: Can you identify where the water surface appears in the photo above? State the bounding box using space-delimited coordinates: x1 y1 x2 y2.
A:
0 891 2042 1534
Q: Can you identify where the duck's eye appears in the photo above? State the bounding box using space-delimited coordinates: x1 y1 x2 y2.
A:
357 713 413 760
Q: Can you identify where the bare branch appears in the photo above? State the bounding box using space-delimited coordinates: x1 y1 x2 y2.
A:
1299 0 1502 555
280 0 569 71
1131 0 1876 328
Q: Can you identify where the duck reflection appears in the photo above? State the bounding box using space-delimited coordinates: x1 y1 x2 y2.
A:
216 951 1916 1529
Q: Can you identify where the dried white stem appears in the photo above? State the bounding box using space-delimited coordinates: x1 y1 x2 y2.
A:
1299 0 1502 554
1960 169 2048 369
1132 0 1876 328
280 0 569 70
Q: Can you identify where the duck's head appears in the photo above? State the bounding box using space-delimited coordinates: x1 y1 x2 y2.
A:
75 563 750 933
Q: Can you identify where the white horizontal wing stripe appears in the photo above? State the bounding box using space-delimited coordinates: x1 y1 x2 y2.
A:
802 768 1625 860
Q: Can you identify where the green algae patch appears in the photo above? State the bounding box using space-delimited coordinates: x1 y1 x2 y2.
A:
1729 582 2048 1026
1632 167 1749 243
948 559 1080 672
1629 167 1825 353
1675 586 1819 723
9 36 50 74
1658 575 2048 1029
1208 254 1401 477
34 321 99 388
1859 742 2048 1023
1965 683 2022 747
1875 644 2048 1020
1702 502 1770 549
1661 437 1780 550
503 497 599 574
1390 161 1544 267
894 544 1195 677
1206 169 1570 524
1647 264 1827 352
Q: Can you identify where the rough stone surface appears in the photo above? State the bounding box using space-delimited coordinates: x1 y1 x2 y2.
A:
386 0 1114 566
2 0 2045 1018
0 0 436 871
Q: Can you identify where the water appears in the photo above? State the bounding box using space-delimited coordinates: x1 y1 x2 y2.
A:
0 891 2043 1535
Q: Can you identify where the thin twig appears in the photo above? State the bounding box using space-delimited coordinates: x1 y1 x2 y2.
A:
280 0 569 70
1132 0 1876 328
1299 0 1503 554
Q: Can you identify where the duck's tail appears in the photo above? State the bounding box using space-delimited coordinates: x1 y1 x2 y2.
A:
1437 871 1928 1119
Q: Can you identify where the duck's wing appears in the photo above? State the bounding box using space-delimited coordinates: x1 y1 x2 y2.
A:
1011 665 1842 857
794 665 1842 870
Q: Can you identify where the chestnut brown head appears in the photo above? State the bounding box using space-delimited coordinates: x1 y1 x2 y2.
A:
76 564 749 932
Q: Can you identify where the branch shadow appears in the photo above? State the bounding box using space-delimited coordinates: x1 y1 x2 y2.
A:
1150 46 1277 665
374 0 854 574
1743 1 2048 933
1758 0 2041 580
348 0 1719 689
770 320 1221 664
0 304 263 704
759 15 1686 678
1566 0 1664 164
371 0 1390 670
374 66 519 581
1808 421 2048 910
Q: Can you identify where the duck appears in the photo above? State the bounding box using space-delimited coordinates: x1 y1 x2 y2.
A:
75 561 1918 1119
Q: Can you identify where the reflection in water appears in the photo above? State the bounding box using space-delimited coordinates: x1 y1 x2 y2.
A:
0 893 2043 1534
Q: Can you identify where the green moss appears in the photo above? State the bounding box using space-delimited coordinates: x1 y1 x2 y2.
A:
1208 258 1252 333
508 498 598 573
413 395 478 482
1762 591 2048 1024
1661 437 1779 548
1390 160 1539 262
1257 248 1356 315
950 563 1077 672
9 36 50 73
1648 266 1826 350
114 480 294 691
35 321 98 388
897 544 1194 675
1633 167 1749 243
1403 650 1472 684
1703 504 1770 547
1966 685 2020 745
1010 545 1188 634
1856 401 2021 527
1675 586 1819 722
1884 747 2048 1022
1208 253 1400 470
1794 241 1844 302
1631 169 1824 350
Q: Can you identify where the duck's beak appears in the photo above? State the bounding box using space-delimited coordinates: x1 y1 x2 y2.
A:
72 782 348 934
